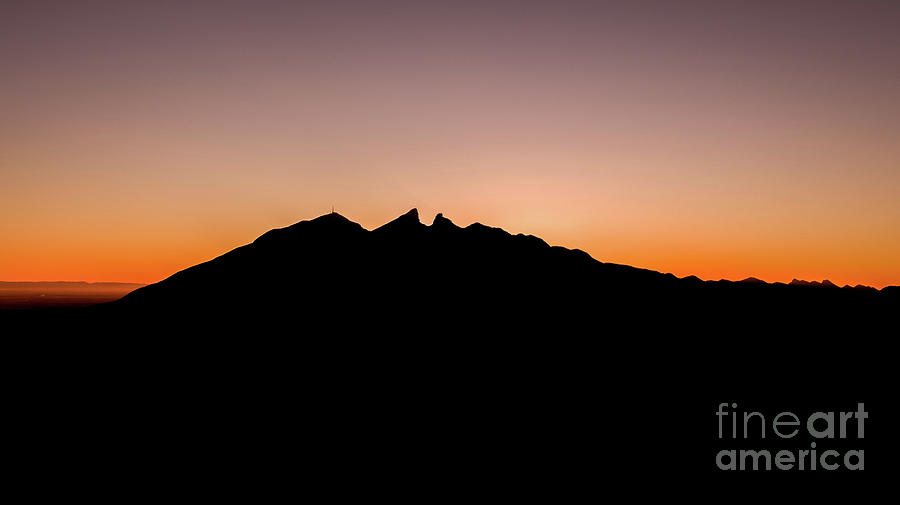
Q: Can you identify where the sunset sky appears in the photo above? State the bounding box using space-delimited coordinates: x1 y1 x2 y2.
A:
2 1 898 288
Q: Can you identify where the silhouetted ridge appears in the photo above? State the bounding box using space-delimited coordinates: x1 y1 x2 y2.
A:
374 208 423 233
431 212 459 230
105 208 897 327
843 284 877 291
789 278 838 288
253 211 365 246
312 211 354 224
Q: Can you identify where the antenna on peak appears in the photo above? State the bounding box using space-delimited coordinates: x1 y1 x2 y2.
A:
331 204 334 214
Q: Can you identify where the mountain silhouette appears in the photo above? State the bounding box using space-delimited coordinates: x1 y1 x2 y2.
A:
8 209 895 495
789 278 839 288
89 208 893 335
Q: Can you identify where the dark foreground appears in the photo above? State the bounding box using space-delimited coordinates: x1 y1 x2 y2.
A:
7 210 895 497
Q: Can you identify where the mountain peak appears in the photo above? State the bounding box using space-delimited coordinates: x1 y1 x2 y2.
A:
311 211 352 224
403 208 419 221
374 208 423 233
431 212 459 230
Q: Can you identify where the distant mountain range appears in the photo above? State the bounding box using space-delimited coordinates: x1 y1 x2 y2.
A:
0 281 143 309
786 278 881 290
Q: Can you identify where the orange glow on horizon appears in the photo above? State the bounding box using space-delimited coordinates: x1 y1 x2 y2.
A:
2 207 897 290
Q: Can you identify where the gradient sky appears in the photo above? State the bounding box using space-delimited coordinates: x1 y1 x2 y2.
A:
2 1 898 287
